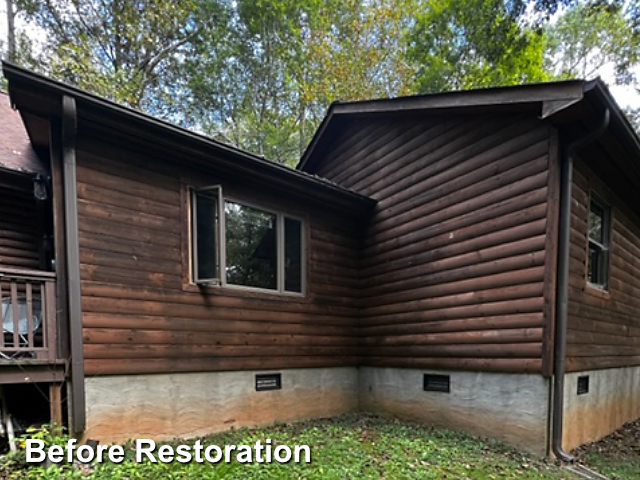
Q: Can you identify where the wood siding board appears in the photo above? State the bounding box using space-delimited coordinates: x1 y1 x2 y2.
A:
566 159 640 371
0 173 40 269
77 112 556 375
75 137 362 375
84 356 361 376
364 297 545 327
361 118 543 201
311 114 551 373
332 120 461 188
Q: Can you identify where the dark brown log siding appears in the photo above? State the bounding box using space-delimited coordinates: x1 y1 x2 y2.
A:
314 114 555 374
0 171 41 269
566 159 640 372
75 137 362 376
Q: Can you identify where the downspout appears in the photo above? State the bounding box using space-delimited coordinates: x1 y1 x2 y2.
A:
552 107 610 462
62 95 86 432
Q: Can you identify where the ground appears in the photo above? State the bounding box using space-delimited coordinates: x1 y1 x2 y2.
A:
2 414 579 480
573 418 640 480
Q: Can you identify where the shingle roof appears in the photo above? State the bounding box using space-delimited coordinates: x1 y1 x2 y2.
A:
0 91 46 174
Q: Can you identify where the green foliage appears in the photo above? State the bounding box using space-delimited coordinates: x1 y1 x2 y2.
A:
15 0 226 110
407 0 550 93
183 0 417 164
1 415 577 480
545 1 639 83
7 0 640 163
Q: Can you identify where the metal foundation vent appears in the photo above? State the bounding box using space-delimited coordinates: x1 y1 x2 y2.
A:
577 375 589 395
256 373 282 391
423 374 450 393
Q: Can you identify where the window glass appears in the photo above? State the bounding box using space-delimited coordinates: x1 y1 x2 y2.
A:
587 244 601 285
225 201 277 290
589 203 604 244
587 197 610 289
285 217 303 293
193 191 219 281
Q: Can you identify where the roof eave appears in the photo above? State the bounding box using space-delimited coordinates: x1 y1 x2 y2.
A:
298 80 587 172
2 62 376 214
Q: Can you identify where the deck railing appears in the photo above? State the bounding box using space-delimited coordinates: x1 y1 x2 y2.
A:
0 267 57 361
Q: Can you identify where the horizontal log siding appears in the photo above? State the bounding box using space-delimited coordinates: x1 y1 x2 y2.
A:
75 138 362 376
315 115 553 373
566 160 640 372
0 172 40 269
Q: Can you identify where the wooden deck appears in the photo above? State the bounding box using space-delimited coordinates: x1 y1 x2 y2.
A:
0 267 63 382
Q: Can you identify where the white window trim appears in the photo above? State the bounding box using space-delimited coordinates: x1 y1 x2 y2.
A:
191 188 306 296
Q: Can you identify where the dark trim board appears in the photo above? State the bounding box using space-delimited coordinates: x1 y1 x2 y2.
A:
62 95 86 432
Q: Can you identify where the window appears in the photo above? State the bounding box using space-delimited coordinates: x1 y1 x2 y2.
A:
587 195 610 289
225 202 278 290
192 188 222 284
190 187 304 294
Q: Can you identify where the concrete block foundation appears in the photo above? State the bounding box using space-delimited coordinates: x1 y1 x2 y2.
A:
80 365 640 456
563 366 640 451
358 367 551 456
82 367 358 444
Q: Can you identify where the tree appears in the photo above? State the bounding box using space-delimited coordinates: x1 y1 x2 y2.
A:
184 0 418 164
407 0 549 94
544 1 638 84
16 0 227 111
5 0 16 61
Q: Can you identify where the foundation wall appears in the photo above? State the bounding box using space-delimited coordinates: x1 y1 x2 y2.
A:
82 367 358 444
359 367 551 456
563 366 640 451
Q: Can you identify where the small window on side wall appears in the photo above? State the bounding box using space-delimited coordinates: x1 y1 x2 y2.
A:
587 195 610 290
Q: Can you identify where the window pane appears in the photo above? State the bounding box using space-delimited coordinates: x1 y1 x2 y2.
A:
589 202 604 244
285 217 303 293
225 202 277 290
588 242 600 285
194 192 218 281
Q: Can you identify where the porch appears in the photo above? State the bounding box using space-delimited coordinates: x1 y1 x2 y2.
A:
0 266 65 447
0 266 65 380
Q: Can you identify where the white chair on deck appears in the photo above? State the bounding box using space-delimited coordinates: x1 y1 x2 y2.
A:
1 297 42 359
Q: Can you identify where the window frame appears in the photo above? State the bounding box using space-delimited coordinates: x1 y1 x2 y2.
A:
586 193 611 291
190 186 224 285
189 186 306 296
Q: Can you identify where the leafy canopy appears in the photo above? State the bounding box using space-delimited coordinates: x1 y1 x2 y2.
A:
4 0 639 163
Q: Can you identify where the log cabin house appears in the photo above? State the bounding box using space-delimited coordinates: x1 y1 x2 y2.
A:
1 61 640 457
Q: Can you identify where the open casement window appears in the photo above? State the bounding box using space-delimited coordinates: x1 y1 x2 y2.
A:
190 188 305 294
587 195 610 290
191 186 223 285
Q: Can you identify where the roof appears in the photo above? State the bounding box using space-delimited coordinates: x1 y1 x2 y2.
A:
0 91 46 175
297 77 640 218
2 62 376 215
298 78 640 174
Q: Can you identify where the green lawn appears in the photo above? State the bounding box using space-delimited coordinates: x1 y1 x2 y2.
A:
2 414 578 480
579 454 640 480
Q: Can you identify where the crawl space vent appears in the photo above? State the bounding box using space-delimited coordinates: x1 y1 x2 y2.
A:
423 374 450 393
255 373 282 391
577 376 589 395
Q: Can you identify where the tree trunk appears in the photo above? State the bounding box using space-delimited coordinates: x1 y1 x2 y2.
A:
5 0 15 61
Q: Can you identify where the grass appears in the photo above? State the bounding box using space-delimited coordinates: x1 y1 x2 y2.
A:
579 454 640 480
1 414 578 480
